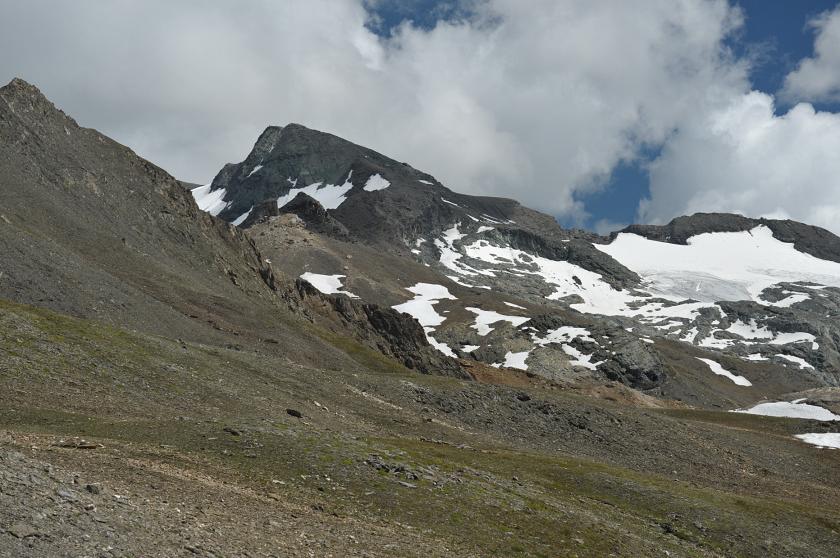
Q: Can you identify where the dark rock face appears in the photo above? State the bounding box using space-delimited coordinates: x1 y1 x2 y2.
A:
526 315 668 390
279 193 349 238
620 213 840 264
240 199 281 228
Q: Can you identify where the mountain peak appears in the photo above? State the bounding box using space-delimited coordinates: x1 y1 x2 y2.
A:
1 77 53 108
0 77 76 130
1 77 41 95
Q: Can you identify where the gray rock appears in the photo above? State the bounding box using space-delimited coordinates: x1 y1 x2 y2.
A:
8 522 39 538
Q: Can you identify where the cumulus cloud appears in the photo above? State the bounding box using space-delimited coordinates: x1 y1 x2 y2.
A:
4 0 838 232
640 91 840 233
592 219 630 236
781 6 840 103
0 0 747 220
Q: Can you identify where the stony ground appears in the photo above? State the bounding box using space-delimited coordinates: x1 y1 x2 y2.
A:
2 298 840 557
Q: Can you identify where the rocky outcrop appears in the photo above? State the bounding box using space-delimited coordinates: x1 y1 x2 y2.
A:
295 279 470 379
492 227 640 289
279 193 349 238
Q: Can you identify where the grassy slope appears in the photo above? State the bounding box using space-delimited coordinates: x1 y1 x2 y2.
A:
2 298 839 557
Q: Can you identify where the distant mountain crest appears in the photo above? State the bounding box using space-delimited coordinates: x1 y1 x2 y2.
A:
197 123 567 249
619 213 840 264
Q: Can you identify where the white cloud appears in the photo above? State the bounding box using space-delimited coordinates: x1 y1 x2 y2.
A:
781 6 840 103
640 91 840 234
592 219 629 236
0 0 747 220
5 0 838 234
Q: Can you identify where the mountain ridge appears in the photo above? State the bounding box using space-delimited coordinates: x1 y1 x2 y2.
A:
619 212 840 264
207 119 840 403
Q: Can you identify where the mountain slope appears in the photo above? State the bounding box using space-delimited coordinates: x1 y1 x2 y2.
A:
200 124 840 412
0 79 460 378
0 78 278 344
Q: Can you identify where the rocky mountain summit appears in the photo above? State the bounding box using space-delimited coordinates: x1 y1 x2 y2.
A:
201 122 840 410
3 79 840 557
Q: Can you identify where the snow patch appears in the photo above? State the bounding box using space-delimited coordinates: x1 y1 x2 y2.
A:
191 184 230 216
532 326 594 347
769 332 816 346
744 353 768 361
393 283 455 328
300 273 358 298
762 292 810 308
363 174 390 192
492 350 531 370
392 283 457 357
735 401 840 421
561 344 602 370
435 224 494 278
777 354 814 370
277 173 354 210
247 164 263 177
466 307 530 336
427 336 456 358
695 357 752 386
795 433 840 449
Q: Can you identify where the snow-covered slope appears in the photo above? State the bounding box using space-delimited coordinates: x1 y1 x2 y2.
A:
597 226 840 304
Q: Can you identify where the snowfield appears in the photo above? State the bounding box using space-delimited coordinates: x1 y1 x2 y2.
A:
426 224 832 363
795 433 840 449
596 226 840 304
735 400 840 421
299 273 358 298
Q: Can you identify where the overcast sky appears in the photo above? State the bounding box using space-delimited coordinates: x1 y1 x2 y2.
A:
2 0 840 234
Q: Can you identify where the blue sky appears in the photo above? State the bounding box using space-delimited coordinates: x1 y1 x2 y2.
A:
368 0 840 231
